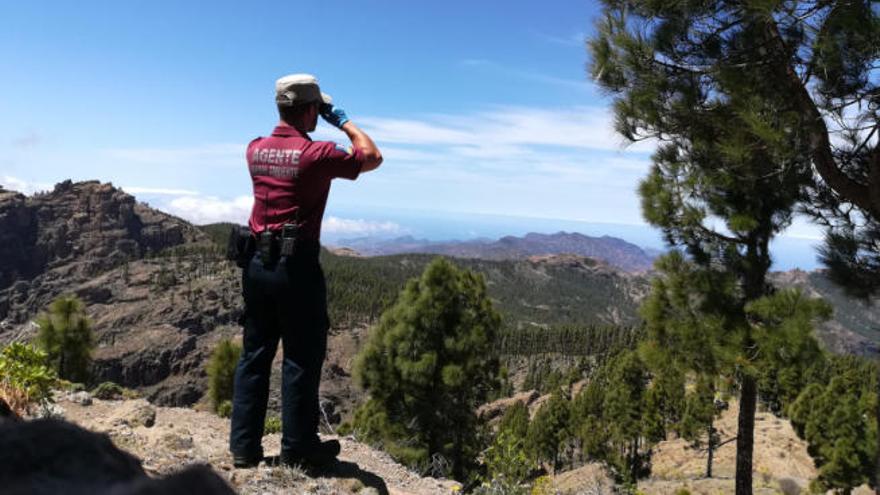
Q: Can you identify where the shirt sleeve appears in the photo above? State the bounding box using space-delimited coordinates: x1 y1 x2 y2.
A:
312 141 364 181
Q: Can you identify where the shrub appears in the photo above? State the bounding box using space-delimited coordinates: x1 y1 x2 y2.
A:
217 400 233 418
0 342 57 415
206 338 241 414
530 476 553 495
36 296 94 383
482 429 533 492
777 478 802 495
91 381 125 400
264 415 282 435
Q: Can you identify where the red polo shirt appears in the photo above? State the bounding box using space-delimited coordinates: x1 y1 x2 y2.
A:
247 125 363 241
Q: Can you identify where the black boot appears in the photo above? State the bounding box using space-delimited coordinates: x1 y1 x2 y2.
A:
232 451 263 468
280 439 341 470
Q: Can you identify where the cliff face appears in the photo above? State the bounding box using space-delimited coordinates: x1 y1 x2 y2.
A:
0 181 218 406
0 180 206 322
0 188 40 289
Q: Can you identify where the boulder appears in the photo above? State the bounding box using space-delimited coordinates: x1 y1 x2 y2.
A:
0 418 234 494
109 400 157 428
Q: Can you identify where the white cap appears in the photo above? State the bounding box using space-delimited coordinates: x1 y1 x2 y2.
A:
274 73 332 106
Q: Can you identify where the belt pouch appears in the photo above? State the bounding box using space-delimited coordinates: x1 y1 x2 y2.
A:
280 223 298 257
259 231 274 264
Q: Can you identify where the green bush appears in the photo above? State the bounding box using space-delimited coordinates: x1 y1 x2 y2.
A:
482 429 533 492
91 381 125 400
206 339 241 414
264 415 282 435
217 400 233 418
0 342 57 414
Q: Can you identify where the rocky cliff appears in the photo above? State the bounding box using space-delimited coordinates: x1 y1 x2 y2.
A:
0 181 220 405
0 180 206 321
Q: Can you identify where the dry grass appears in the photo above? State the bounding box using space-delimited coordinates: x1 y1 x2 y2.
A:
0 382 30 417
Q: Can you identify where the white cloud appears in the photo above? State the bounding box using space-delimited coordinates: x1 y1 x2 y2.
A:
156 192 402 237
163 194 253 225
15 102 654 226
361 105 654 155
122 186 200 196
535 31 587 48
322 216 402 236
0 175 52 195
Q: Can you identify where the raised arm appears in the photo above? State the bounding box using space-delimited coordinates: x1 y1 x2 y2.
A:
320 103 383 173
341 121 382 173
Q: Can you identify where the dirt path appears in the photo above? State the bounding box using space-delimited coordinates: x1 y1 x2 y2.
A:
58 394 461 494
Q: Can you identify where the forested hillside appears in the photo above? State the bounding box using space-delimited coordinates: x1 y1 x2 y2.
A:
321 250 647 331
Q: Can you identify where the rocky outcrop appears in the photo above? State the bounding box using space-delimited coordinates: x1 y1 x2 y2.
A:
477 390 540 422
0 188 40 290
0 180 219 406
0 418 235 495
0 180 206 305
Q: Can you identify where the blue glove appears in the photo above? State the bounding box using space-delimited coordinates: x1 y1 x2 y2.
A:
320 103 350 129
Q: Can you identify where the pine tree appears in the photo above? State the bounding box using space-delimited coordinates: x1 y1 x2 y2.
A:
206 338 241 415
788 382 824 439
589 0 880 298
589 14 835 484
603 351 654 483
589 6 880 482
571 373 610 463
36 295 94 383
351 257 501 481
526 391 571 473
498 401 530 440
678 377 725 478
800 371 877 492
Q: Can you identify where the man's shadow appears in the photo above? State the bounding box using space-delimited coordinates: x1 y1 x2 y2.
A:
264 456 389 494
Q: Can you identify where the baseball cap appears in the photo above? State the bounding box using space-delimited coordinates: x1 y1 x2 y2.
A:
275 73 333 107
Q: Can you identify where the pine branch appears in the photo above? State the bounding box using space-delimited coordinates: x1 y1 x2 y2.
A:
765 21 877 218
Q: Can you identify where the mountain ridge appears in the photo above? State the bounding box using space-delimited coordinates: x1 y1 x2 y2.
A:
334 230 658 272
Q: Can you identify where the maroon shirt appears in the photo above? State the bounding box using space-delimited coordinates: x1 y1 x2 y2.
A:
247 125 363 241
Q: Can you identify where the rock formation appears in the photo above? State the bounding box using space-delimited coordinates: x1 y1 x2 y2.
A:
0 180 206 321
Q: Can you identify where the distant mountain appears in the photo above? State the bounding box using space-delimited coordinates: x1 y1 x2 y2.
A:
770 269 880 356
335 231 658 272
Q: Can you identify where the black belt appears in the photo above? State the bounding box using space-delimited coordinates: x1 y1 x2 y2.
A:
255 234 320 262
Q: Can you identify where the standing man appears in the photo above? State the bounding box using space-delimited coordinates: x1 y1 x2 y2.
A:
230 74 382 469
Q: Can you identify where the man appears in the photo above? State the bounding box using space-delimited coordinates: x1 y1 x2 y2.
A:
230 74 382 469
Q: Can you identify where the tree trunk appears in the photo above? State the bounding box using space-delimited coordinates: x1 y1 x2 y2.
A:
706 426 714 479
735 375 757 495
875 362 879 495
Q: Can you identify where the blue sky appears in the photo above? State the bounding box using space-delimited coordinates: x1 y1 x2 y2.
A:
0 1 823 268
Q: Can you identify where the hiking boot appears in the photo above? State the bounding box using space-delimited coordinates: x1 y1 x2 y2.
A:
280 439 341 469
232 452 263 468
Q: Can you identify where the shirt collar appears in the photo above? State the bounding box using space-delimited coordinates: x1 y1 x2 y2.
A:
271 125 311 140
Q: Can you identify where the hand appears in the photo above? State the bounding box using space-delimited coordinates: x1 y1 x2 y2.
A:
320 103 350 129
